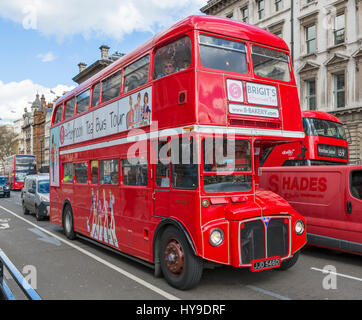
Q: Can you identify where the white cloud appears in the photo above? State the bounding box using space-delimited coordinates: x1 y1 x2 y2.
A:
0 0 206 40
0 80 74 125
37 52 56 62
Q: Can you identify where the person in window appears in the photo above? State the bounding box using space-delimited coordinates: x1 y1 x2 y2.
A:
180 59 191 71
157 59 177 78
111 172 118 185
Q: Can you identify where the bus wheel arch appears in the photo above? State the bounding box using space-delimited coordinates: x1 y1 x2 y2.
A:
153 219 202 289
62 200 76 240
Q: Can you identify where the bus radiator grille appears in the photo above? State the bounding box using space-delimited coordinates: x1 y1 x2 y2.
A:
240 218 289 265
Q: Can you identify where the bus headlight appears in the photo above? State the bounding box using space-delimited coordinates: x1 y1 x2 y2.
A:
209 229 224 247
202 199 210 208
295 220 305 235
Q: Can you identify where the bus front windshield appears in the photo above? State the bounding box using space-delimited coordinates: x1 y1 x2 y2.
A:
199 34 248 74
303 118 347 140
202 138 252 193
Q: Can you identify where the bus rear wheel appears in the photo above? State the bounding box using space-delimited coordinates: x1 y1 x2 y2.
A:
159 226 203 290
63 205 76 240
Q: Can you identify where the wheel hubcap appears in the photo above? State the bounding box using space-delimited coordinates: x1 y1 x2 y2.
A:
164 239 185 276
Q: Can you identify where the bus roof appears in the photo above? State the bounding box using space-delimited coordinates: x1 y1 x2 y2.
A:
302 111 343 124
56 15 290 105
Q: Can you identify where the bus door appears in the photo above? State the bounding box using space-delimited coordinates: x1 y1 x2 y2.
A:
152 140 171 217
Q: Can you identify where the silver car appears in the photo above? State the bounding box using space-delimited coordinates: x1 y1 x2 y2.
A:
22 174 50 221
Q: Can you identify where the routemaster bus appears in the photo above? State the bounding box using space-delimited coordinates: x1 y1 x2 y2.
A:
5 155 37 190
261 111 349 167
49 15 307 290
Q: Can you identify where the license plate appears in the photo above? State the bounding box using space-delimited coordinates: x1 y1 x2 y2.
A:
251 257 280 272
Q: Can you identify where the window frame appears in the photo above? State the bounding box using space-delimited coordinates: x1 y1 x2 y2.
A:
305 24 316 54
124 54 150 94
101 70 123 104
76 89 91 115
334 72 345 108
74 161 89 184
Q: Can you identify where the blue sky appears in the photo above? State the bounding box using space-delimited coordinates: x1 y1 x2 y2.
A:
0 0 205 124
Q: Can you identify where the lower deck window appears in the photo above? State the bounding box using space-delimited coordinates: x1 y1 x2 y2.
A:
122 158 147 186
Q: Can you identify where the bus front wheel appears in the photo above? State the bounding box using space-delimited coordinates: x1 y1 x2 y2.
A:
159 226 203 290
63 205 76 240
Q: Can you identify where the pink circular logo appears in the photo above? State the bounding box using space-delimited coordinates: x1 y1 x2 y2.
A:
60 126 65 145
229 83 242 99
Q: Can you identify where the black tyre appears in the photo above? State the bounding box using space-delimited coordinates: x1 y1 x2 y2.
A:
35 206 42 221
63 204 76 240
159 226 203 290
278 251 300 271
22 201 29 215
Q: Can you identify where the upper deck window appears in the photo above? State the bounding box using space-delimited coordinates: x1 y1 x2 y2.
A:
92 83 101 107
101 70 122 103
64 98 76 120
124 55 149 93
54 104 63 124
199 34 247 74
153 36 192 79
252 45 290 82
76 90 90 114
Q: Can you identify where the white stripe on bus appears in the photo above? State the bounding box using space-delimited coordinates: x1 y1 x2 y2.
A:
59 125 304 155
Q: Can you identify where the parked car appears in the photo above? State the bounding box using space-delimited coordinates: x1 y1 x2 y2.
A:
260 165 362 255
0 176 10 198
22 174 50 221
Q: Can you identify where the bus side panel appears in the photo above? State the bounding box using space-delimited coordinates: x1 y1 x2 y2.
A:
278 85 303 133
153 71 196 129
197 71 227 126
50 187 63 226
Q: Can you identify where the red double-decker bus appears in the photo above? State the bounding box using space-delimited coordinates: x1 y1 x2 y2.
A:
5 155 37 190
261 111 349 167
50 16 306 289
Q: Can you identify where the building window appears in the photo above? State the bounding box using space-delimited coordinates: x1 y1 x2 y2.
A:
257 0 265 20
241 6 248 23
305 24 316 54
275 0 282 12
334 13 345 45
334 73 345 108
305 79 316 110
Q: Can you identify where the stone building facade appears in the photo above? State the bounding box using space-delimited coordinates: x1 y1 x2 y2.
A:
201 0 362 164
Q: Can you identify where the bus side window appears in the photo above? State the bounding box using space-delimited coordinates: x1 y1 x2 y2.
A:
171 137 198 190
92 83 101 107
74 162 89 184
76 90 90 114
54 104 63 124
124 55 150 93
153 36 192 79
101 70 122 103
63 163 73 183
121 158 147 186
64 98 76 120
91 161 98 184
100 159 119 185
